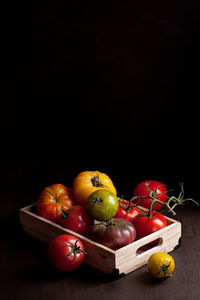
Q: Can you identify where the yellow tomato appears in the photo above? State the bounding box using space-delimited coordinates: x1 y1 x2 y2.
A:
148 252 175 278
72 171 117 207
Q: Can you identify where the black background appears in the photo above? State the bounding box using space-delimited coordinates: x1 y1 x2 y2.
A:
1 0 200 201
1 4 200 299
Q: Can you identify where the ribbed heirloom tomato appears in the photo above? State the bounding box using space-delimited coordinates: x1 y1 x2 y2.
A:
89 218 136 250
36 184 74 223
72 171 117 207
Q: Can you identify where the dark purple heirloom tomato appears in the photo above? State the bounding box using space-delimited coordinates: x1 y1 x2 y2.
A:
89 218 136 250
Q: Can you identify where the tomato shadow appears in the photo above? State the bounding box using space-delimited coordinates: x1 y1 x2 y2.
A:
1 217 120 285
21 260 73 282
135 269 170 286
20 260 117 285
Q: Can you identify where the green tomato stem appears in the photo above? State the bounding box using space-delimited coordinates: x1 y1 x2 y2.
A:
65 241 87 264
91 175 104 187
131 182 199 218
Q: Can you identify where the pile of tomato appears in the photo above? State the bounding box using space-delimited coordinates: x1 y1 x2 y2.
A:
36 171 179 272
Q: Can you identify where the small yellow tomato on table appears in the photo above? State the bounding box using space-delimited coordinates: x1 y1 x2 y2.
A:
148 252 175 278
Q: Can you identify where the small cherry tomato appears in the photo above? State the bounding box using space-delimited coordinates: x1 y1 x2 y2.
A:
57 205 94 236
148 252 175 278
133 180 168 210
114 198 141 224
36 184 74 223
48 234 86 272
86 189 119 221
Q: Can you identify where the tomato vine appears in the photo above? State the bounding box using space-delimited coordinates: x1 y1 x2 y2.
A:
130 182 199 218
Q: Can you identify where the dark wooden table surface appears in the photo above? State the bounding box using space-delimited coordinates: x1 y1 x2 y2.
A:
1 188 200 300
1 0 200 298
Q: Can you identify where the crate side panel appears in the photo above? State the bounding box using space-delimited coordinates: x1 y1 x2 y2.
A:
19 209 116 274
19 204 182 275
115 222 181 275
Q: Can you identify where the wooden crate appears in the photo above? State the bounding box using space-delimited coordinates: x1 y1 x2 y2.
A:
19 203 181 277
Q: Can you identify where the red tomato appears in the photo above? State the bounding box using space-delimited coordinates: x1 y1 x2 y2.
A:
89 218 136 250
58 205 94 236
134 210 167 245
48 234 86 272
36 184 74 223
114 199 141 224
132 180 167 210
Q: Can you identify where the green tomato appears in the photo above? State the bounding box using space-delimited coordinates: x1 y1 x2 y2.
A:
86 190 119 221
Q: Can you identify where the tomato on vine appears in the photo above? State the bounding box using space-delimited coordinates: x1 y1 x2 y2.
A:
134 210 167 245
132 180 168 210
114 198 140 223
134 182 199 244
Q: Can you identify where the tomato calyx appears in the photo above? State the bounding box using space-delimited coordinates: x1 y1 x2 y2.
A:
60 209 70 219
65 240 87 263
119 197 137 213
153 261 172 277
91 175 111 191
103 219 118 227
91 175 104 187
91 197 104 206
98 219 118 227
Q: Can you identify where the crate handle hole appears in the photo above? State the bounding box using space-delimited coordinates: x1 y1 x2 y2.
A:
136 238 163 256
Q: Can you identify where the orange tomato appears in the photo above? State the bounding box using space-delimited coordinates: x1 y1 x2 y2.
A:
36 183 74 222
72 171 117 207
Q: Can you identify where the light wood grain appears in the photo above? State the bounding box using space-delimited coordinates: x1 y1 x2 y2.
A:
19 203 181 275
115 221 181 274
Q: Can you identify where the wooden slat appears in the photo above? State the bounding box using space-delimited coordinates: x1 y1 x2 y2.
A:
19 205 116 274
19 203 182 275
115 221 181 274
